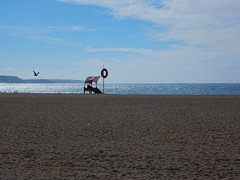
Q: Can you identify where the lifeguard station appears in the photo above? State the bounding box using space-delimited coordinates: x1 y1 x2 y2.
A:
84 68 108 94
84 76 102 94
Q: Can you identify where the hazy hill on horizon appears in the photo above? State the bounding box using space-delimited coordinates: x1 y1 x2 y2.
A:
0 75 26 83
0 75 84 83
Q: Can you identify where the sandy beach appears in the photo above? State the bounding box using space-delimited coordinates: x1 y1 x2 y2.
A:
0 93 240 179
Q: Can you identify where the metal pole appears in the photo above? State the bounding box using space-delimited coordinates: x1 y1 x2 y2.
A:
103 64 104 94
103 77 104 94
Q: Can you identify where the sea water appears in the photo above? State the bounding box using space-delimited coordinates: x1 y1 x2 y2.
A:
0 83 240 95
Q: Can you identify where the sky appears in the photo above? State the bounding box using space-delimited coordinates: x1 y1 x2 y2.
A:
0 0 240 83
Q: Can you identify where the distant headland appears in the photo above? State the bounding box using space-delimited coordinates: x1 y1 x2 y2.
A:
0 75 84 83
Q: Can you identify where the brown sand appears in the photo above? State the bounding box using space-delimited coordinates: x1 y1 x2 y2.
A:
0 93 240 179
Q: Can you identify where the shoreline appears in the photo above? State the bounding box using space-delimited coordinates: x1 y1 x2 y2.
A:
1 83 240 95
1 92 240 96
1 94 240 179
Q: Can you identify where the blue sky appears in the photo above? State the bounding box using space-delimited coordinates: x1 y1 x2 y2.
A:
0 0 240 83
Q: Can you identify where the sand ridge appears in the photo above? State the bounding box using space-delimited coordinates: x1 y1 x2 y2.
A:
0 94 240 179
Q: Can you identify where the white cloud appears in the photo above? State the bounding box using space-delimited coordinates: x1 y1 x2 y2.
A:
45 25 84 32
30 35 65 44
2 1 239 82
86 45 224 64
57 0 240 25
58 0 240 59
5 67 15 71
86 47 159 56
68 55 240 83
0 24 84 44
57 0 240 82
0 24 84 34
74 41 239 82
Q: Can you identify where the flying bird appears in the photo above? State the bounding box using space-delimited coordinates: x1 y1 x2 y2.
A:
33 70 40 76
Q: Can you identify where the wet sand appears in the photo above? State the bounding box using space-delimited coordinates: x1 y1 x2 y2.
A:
0 93 240 179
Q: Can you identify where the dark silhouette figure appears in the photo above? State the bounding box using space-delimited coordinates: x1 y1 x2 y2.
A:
33 70 40 76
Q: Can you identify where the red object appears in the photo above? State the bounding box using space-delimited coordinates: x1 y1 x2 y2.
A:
85 76 101 84
101 68 108 78
84 76 102 94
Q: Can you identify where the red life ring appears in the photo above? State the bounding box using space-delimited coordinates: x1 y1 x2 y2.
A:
101 68 108 78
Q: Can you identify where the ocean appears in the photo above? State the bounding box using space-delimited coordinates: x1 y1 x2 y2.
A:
0 83 240 95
